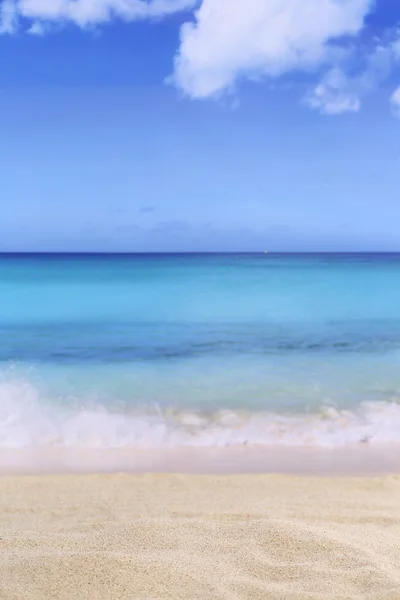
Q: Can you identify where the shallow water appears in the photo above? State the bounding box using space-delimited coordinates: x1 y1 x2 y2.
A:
2 253 400 459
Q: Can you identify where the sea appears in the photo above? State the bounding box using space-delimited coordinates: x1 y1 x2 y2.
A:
2 252 400 470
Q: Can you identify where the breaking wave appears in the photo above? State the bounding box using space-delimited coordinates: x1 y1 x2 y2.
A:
1 378 400 451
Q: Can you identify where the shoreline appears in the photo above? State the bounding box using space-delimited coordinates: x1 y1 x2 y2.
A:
2 443 400 476
1 472 400 599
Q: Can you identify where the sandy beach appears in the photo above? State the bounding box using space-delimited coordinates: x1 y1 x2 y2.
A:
1 474 400 599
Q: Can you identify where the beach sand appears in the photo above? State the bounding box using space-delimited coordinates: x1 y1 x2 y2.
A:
1 473 400 600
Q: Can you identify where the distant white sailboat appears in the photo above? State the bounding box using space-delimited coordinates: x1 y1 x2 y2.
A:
263 250 269 254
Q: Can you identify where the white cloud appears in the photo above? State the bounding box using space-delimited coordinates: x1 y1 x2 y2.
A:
392 35 400 60
306 67 360 114
0 0 195 32
307 42 397 114
2 0 400 119
0 0 18 33
27 20 45 35
391 87 400 118
172 0 373 98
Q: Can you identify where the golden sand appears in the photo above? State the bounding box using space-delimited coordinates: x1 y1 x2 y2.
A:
1 474 400 599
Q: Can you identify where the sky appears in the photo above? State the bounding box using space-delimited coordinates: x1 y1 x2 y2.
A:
0 0 400 252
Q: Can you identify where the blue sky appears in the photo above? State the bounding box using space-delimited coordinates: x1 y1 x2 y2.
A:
1 0 400 251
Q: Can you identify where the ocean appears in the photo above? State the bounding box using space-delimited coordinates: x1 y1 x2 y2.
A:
1 252 400 467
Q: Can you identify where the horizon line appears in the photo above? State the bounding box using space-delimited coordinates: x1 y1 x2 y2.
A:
1 251 400 255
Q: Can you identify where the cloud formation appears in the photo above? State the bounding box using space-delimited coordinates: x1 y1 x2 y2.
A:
0 0 18 33
2 0 400 117
306 67 361 115
172 0 372 98
0 0 195 32
306 40 400 114
391 87 400 117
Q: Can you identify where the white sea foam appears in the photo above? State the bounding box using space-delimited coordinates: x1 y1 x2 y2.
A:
1 378 400 453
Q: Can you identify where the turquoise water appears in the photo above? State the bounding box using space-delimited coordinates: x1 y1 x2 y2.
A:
2 253 400 450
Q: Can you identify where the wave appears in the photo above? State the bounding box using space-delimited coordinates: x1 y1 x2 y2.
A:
3 322 400 363
1 378 400 451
